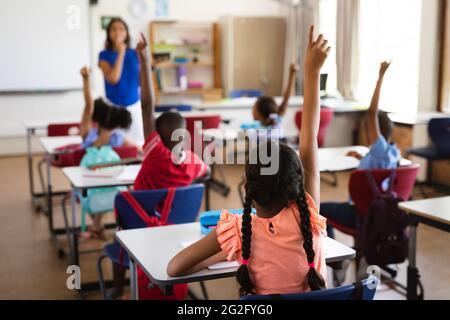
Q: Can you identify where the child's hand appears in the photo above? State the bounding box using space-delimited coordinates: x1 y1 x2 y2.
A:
346 151 363 160
115 41 127 54
379 61 391 78
80 66 90 79
304 25 331 75
290 63 299 74
136 33 148 54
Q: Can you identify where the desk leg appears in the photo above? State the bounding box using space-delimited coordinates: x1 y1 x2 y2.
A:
27 128 35 201
46 154 54 232
407 222 422 300
129 258 138 300
70 187 79 266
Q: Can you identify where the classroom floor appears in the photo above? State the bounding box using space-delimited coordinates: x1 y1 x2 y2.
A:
0 155 449 300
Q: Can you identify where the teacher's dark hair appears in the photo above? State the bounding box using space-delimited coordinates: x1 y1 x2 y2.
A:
105 17 131 50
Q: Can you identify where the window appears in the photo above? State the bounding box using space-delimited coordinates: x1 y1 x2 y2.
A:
319 0 338 96
357 0 422 113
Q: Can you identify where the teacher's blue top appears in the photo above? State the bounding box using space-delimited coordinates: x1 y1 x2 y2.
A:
99 48 140 107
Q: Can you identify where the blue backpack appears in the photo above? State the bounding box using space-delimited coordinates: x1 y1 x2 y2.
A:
79 146 126 232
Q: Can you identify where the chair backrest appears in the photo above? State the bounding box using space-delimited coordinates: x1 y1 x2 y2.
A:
184 115 222 152
155 104 193 113
295 108 334 147
114 184 204 230
241 276 378 300
229 89 262 98
428 117 450 155
349 165 419 216
113 145 139 159
47 123 80 137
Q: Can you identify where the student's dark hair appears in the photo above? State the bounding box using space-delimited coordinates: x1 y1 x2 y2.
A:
93 98 132 130
237 141 326 296
255 96 278 126
105 17 130 50
156 111 186 147
378 111 393 141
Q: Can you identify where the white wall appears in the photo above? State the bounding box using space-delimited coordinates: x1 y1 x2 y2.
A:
0 0 285 155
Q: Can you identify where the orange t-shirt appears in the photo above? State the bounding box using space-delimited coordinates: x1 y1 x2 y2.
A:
216 193 328 295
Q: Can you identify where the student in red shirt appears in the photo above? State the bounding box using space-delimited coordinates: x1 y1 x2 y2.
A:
134 34 209 191
111 33 208 300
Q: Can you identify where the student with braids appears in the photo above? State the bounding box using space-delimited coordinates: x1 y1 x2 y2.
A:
168 26 331 295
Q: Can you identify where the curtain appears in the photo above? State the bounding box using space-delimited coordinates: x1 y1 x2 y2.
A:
282 0 320 95
336 0 360 100
439 0 450 112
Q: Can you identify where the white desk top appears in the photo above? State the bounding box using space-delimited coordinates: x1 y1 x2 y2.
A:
39 136 82 154
399 197 450 226
115 222 356 286
62 164 140 189
191 96 367 114
388 112 450 126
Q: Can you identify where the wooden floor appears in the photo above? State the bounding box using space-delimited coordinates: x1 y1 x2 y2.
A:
0 155 449 300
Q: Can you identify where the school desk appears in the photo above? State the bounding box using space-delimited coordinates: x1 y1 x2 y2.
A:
23 119 78 210
399 196 450 300
115 222 357 300
62 164 141 268
38 135 82 257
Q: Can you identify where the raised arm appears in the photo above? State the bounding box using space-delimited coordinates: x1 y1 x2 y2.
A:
98 42 126 85
79 67 93 139
300 26 330 207
366 61 391 145
278 63 299 116
136 33 155 139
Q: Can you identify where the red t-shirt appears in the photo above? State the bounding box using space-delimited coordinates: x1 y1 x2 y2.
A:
134 131 209 191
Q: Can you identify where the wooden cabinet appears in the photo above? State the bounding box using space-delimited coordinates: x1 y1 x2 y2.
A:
220 16 286 97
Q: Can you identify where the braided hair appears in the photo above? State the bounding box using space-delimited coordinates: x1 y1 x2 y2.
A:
237 140 326 295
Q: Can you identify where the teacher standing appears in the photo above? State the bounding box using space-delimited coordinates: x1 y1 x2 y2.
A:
98 17 144 146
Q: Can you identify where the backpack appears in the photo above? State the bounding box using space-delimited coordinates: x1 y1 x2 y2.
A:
78 146 125 232
360 170 409 266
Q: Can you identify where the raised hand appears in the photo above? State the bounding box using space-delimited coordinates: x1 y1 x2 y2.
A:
80 66 91 79
136 32 148 56
304 26 331 75
290 63 300 74
379 61 391 78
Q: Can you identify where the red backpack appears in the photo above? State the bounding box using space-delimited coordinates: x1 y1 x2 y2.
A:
118 189 188 300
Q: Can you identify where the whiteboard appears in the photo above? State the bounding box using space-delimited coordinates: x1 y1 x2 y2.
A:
0 0 90 91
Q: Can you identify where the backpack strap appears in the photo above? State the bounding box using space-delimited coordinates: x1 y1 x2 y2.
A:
351 280 364 300
121 191 160 228
365 170 380 197
159 187 176 225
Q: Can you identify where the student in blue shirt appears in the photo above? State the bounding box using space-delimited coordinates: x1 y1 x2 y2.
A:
321 61 399 239
98 18 144 146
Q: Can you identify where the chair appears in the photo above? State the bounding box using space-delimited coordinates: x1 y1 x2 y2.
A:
240 276 378 300
326 165 419 290
407 117 450 196
96 184 206 300
229 89 262 98
155 104 192 113
184 115 230 198
295 108 334 148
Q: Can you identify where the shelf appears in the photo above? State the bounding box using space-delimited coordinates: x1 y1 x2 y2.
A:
153 62 214 68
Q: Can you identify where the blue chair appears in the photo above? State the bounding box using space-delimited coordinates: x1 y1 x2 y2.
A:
97 184 204 300
155 104 193 113
229 89 262 98
241 276 379 301
407 117 450 196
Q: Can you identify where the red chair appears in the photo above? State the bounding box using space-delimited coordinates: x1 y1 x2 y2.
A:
184 115 222 153
328 165 419 237
47 123 81 137
295 108 334 147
